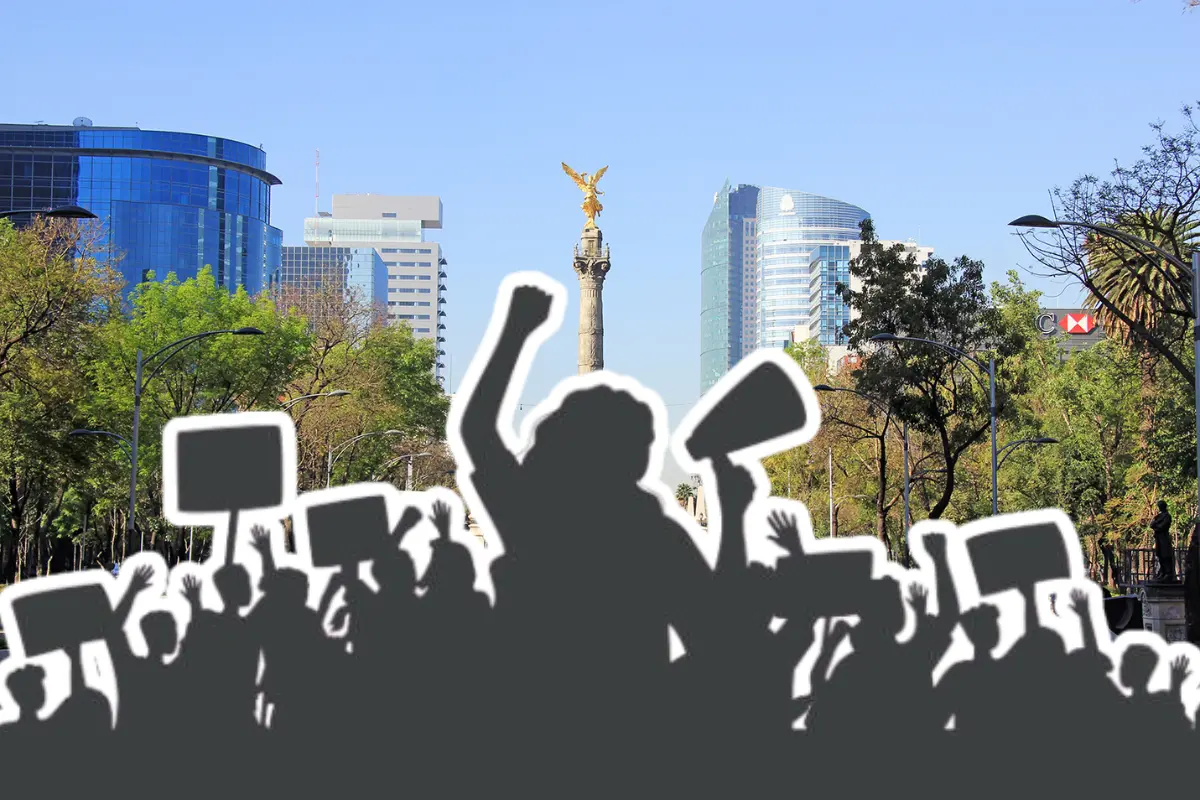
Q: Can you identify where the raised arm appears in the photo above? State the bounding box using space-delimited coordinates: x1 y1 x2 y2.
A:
709 457 754 576
461 286 553 470
249 526 276 578
391 506 424 544
110 566 155 660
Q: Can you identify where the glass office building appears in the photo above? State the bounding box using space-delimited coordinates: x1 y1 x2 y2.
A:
700 182 760 396
0 120 283 298
280 246 388 312
755 188 869 350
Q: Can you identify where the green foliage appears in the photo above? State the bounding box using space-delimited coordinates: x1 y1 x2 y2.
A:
0 243 452 580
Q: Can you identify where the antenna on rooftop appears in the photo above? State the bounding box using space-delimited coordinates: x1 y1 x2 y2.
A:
315 149 320 216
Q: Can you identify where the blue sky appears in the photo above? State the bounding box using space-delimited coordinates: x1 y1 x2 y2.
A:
2 0 1195 484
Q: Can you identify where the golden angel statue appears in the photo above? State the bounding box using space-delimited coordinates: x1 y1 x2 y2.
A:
562 162 608 229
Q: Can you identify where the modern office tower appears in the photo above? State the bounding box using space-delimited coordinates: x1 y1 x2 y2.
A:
303 194 446 381
0 119 282 298
279 246 388 330
793 238 934 368
700 181 760 396
755 187 870 351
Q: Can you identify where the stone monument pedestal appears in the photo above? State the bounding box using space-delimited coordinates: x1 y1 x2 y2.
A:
1140 581 1187 643
573 226 612 375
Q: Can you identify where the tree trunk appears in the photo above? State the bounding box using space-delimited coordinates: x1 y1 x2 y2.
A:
875 439 892 559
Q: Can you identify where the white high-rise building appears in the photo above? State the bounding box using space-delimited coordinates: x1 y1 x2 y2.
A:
304 194 446 382
791 238 935 368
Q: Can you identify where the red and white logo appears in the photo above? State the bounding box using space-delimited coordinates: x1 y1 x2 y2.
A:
1058 313 1095 334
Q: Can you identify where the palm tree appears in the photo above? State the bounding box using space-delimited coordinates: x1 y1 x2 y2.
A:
1082 210 1199 347
675 482 696 507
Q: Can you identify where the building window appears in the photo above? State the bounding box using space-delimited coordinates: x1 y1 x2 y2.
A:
415 327 431 333
382 212 397 218
398 262 416 267
418 275 431 280
382 248 398 253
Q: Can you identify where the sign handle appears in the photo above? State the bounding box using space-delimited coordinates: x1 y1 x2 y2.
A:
224 508 240 567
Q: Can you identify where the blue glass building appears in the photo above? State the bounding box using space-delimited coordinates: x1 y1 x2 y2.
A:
0 120 282 298
755 188 869 350
700 182 760 396
279 246 388 313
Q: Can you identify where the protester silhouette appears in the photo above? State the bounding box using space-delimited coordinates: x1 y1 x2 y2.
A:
460 284 737 792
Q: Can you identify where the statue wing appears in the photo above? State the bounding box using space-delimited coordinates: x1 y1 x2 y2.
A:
590 166 608 186
562 162 588 190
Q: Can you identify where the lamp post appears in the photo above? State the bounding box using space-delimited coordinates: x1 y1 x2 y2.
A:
1010 214 1200 517
327 430 403 487
371 452 433 487
129 328 264 550
870 333 1000 516
280 389 350 412
0 205 98 220
814 383 912 547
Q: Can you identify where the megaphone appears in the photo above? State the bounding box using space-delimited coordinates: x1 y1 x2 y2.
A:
686 362 809 463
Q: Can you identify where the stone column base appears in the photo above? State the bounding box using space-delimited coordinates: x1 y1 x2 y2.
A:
1140 582 1187 643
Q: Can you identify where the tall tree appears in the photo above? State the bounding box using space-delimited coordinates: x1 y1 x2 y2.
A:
0 217 121 581
841 220 1031 519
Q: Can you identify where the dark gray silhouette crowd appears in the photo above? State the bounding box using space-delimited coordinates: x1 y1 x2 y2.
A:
0 282 1196 799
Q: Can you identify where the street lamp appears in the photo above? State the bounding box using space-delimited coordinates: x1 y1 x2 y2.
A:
128 328 264 550
1011 213 1200 516
0 205 98 220
372 452 433 490
68 428 134 464
870 333 1001 516
997 437 1058 471
814 384 913 551
280 389 350 412
327 430 403 487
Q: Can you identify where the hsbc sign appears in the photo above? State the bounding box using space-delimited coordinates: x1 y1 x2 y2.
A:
1036 309 1104 346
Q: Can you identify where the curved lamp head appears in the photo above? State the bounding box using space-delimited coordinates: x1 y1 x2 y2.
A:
231 327 264 335
869 333 899 343
813 384 835 392
67 429 91 437
383 429 402 436
1008 215 1059 229
1034 437 1060 445
46 205 98 220
327 390 351 398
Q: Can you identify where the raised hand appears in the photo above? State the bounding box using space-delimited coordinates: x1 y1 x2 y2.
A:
922 532 947 561
908 583 931 617
510 285 554 332
130 565 155 595
767 511 802 556
1172 655 1192 691
1068 588 1089 617
181 575 203 607
250 525 271 555
431 501 452 540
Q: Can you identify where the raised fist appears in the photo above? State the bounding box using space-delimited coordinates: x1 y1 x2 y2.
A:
509 286 553 332
921 532 947 559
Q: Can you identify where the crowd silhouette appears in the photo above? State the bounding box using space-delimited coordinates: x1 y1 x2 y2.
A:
1 276 1198 799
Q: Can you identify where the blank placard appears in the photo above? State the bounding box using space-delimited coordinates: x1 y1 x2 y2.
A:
306 495 391 568
175 426 284 513
11 582 113 657
968 522 1072 598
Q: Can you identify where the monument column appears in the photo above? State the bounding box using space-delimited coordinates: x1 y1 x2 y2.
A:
573 226 611 374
